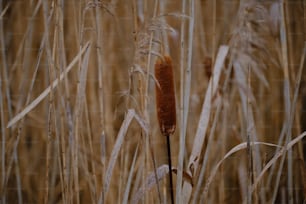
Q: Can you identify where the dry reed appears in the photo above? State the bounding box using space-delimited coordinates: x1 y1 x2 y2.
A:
1 0 305 203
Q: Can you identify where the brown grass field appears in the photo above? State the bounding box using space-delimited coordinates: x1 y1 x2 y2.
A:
1 0 306 203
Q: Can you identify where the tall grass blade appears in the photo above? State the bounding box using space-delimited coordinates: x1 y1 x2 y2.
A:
7 42 91 128
104 109 148 194
182 45 228 203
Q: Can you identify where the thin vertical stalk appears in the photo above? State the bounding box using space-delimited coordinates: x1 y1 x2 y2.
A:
166 135 174 204
178 0 187 200
177 0 195 202
143 1 158 203
304 0 306 41
0 3 11 201
0 3 7 201
0 74 5 204
246 66 253 204
13 151 22 204
45 105 53 204
42 0 56 202
57 1 68 202
271 1 292 203
94 1 106 202
283 1 293 203
212 0 216 64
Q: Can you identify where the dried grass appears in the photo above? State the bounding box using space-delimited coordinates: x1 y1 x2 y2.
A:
1 0 305 203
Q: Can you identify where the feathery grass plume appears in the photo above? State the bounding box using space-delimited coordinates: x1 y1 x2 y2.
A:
230 2 278 89
229 2 279 203
155 55 176 204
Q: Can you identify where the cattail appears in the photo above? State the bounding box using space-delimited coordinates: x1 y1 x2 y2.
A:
204 56 212 79
155 56 176 136
155 55 176 204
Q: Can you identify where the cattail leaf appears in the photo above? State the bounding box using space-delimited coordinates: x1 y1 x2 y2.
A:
203 141 281 197
131 164 170 204
172 168 193 186
182 45 229 203
104 109 148 194
75 42 92 116
269 2 280 36
104 110 135 194
252 131 306 192
122 145 139 204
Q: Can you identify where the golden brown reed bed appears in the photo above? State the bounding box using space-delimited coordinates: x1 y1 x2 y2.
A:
0 0 306 203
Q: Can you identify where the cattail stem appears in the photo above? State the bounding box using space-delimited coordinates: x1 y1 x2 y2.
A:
154 55 176 204
166 135 174 204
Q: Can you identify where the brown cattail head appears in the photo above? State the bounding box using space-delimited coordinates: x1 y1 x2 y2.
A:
155 56 176 136
204 56 212 79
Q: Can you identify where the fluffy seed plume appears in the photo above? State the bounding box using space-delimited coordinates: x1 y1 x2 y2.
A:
155 55 176 136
